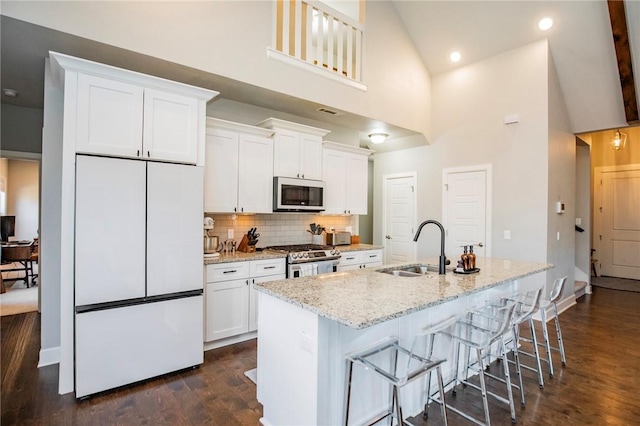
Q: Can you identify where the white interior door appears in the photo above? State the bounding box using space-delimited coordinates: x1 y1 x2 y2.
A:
443 166 490 259
75 156 146 306
147 162 204 296
597 166 640 279
383 173 417 264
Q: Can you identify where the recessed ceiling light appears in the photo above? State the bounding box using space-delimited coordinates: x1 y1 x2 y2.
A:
449 51 461 63
538 17 553 31
2 88 18 98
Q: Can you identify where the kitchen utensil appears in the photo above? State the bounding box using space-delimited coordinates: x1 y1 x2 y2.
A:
310 223 317 234
204 235 220 254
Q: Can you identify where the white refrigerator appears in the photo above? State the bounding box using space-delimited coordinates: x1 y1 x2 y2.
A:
74 155 204 398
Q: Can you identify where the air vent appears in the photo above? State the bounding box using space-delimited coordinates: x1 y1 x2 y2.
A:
316 107 342 116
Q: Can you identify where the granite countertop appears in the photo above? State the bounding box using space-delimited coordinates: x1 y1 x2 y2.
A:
254 257 553 329
203 243 382 264
336 243 383 252
204 251 287 265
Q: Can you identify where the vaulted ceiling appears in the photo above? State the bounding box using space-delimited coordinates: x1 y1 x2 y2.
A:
1 1 638 144
392 0 640 133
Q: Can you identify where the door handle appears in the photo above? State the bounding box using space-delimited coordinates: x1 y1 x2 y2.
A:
385 235 392 239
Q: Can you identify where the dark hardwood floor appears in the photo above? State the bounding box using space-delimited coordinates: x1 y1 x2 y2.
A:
2 287 640 425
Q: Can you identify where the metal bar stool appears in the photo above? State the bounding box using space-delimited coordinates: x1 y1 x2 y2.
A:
483 287 544 408
538 276 568 376
441 301 517 426
343 316 458 425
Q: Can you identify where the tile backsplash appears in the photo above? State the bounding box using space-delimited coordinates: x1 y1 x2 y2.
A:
205 213 356 247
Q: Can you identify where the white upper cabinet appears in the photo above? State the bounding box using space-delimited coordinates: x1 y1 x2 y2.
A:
322 142 372 215
257 118 330 181
204 118 274 213
142 89 199 163
76 74 144 158
51 52 217 165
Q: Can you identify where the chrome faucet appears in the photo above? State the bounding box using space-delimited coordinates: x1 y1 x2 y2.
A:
413 220 447 275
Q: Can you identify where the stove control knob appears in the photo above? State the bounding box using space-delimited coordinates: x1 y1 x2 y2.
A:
302 252 309 258
335 250 340 256
291 253 298 259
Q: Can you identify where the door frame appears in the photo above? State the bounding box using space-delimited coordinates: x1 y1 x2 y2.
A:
381 172 417 264
442 164 493 257
593 163 640 278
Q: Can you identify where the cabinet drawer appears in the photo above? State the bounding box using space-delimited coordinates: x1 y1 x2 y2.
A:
250 258 286 278
362 250 383 264
340 252 361 266
206 262 250 282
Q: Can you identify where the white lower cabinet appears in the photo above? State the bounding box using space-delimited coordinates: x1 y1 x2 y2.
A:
205 258 285 344
339 249 383 271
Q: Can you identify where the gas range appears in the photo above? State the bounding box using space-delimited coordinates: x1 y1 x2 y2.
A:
264 244 341 264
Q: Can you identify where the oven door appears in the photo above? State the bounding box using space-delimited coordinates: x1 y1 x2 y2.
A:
289 260 339 278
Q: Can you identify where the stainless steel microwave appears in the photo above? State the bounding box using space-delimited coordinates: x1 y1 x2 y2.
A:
273 177 325 212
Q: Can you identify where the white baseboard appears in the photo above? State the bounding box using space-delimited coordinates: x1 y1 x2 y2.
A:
38 346 61 367
204 332 257 351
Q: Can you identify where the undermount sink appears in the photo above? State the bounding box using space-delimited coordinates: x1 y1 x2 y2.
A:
378 264 440 277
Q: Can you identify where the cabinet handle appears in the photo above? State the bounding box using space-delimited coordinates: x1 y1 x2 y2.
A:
363 264 367 268
301 174 304 179
369 255 377 258
346 257 355 260
241 207 244 212
223 270 238 274
264 266 276 270
137 150 140 157
297 173 300 178
234 207 237 212
348 210 351 214
344 210 347 214
246 280 249 286
147 151 150 157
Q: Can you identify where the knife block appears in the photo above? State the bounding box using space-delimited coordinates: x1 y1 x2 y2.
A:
237 235 255 253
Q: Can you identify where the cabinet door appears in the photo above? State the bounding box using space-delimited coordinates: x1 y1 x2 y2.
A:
249 273 285 332
204 129 239 212
339 251 361 269
346 154 369 214
143 88 199 164
299 134 323 180
147 162 204 296
273 129 300 178
238 134 274 213
205 279 249 341
322 149 347 214
75 156 146 306
362 250 383 268
76 73 144 158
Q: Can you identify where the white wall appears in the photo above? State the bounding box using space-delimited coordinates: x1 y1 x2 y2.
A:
39 61 63 367
546 52 577 294
575 142 591 282
6 159 39 240
374 41 550 263
2 0 432 138
1 104 44 153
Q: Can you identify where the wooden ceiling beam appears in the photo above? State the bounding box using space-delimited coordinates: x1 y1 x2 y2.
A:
607 0 639 124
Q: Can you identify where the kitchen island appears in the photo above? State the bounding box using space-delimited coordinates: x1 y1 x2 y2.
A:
254 257 553 426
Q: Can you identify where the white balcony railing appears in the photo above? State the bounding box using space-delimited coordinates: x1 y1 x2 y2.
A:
273 0 364 84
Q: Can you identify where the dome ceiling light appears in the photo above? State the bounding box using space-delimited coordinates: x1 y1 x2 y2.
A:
368 132 388 144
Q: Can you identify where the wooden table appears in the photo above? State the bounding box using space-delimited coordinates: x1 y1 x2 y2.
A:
1 241 36 288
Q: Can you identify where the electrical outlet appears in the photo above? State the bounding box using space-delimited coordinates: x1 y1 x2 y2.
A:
227 229 234 239
504 230 511 240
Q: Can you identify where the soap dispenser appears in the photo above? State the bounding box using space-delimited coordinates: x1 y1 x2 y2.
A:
461 246 470 271
468 245 476 270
